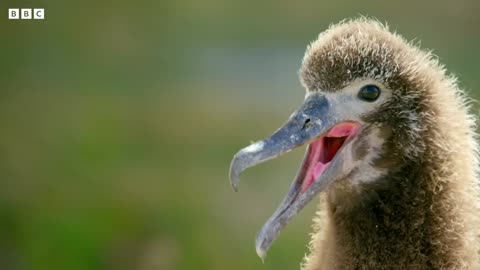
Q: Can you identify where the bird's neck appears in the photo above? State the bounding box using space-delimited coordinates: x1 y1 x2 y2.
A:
305 159 479 270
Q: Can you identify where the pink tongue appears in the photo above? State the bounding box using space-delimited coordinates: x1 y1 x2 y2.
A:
313 162 329 180
302 161 330 192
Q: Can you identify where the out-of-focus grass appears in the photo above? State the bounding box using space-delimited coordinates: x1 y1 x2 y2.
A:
0 0 479 269
0 90 314 270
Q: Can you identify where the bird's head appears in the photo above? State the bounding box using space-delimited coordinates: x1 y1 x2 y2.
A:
230 19 443 258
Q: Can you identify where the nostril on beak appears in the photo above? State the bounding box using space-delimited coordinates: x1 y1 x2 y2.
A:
302 118 311 130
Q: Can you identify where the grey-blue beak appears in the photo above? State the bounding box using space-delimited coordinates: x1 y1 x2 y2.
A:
229 93 355 259
229 94 331 191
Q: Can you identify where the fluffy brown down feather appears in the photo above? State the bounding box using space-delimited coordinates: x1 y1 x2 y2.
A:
299 18 480 270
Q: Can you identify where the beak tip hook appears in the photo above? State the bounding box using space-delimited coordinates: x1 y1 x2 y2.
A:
256 243 267 262
230 173 240 191
229 158 241 192
231 182 239 192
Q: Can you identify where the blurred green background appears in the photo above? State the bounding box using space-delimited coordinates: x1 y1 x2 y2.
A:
0 0 479 269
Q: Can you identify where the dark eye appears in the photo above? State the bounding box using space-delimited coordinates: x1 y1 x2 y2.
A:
358 85 380 102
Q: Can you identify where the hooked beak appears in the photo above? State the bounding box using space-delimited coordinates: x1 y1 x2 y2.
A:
229 93 360 259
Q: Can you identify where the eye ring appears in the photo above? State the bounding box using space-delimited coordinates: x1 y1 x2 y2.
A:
358 84 381 102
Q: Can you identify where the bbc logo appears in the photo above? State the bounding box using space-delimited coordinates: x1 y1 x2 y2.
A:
8 9 45 20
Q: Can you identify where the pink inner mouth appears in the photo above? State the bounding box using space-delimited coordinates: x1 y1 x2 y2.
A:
300 122 360 192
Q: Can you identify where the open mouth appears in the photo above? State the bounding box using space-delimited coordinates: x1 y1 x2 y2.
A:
298 122 360 193
229 94 364 258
